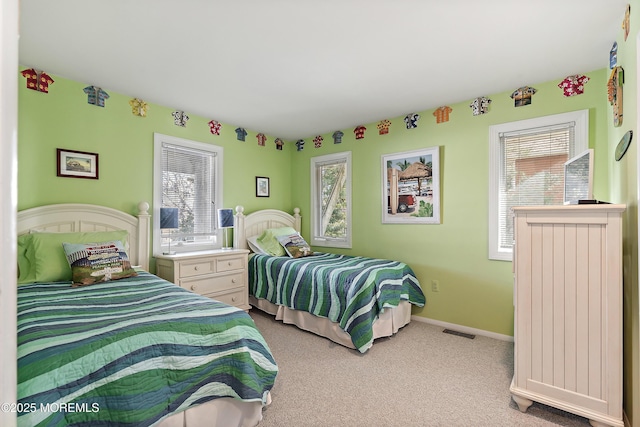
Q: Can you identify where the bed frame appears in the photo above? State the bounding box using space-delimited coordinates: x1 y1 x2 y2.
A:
234 206 413 351
17 202 152 271
16 202 268 427
233 205 302 249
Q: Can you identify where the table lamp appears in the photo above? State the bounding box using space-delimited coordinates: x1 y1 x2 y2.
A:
217 208 234 250
160 207 179 255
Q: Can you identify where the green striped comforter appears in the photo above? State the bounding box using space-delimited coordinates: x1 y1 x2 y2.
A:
249 253 425 353
17 271 277 427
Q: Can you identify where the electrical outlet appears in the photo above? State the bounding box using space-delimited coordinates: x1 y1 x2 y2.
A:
431 280 440 292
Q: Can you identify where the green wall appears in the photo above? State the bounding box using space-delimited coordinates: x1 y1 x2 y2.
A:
19 67 609 338
17 75 294 214
290 71 609 337
607 1 640 424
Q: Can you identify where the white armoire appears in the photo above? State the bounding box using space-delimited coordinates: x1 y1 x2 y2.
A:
510 204 625 427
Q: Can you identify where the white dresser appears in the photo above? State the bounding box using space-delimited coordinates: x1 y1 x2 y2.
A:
155 249 250 311
510 204 625 427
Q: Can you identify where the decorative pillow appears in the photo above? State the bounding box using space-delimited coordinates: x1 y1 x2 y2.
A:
17 234 37 284
276 233 313 258
256 226 298 256
247 235 268 255
62 240 137 286
26 230 129 283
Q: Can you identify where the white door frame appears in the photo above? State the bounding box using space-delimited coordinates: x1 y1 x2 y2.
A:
0 0 19 425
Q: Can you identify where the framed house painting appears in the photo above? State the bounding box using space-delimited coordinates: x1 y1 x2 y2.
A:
381 146 440 224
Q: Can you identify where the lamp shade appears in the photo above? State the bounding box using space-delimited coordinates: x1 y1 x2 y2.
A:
160 207 179 229
217 208 234 228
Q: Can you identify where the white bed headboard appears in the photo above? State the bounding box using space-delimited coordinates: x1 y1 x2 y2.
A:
233 206 301 250
17 202 151 270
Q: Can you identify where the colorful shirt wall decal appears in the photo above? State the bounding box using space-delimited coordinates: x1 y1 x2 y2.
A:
83 86 109 107
558 75 589 97
129 98 148 117
208 120 221 135
469 97 491 116
353 125 366 140
608 66 624 127
21 68 54 93
510 86 537 107
404 113 420 129
377 120 391 135
296 139 305 151
623 4 631 41
172 111 189 127
332 131 344 144
275 138 284 150
610 42 618 69
433 106 452 124
256 133 267 146
313 136 323 148
235 127 247 141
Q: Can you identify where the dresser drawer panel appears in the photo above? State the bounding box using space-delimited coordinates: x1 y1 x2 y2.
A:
211 288 247 308
216 255 245 272
178 259 216 277
182 272 244 295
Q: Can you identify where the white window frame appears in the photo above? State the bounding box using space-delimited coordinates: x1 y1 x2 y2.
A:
488 110 588 261
310 151 352 248
153 133 223 255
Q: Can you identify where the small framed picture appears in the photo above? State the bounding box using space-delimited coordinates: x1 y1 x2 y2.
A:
256 176 270 197
57 149 99 179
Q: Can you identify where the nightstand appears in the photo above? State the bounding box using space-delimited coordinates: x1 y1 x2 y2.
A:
155 249 250 311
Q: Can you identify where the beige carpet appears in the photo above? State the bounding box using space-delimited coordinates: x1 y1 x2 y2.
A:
249 309 592 427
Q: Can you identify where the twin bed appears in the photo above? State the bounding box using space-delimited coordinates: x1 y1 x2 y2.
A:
234 206 426 353
17 203 276 427
16 202 425 426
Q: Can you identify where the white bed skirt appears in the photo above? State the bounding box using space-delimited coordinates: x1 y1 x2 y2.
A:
249 296 412 350
156 392 271 427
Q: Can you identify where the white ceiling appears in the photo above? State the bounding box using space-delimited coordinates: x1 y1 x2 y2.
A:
19 0 628 140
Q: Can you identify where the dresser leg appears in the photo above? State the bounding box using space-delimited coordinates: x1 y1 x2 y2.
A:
512 394 533 413
588 420 611 427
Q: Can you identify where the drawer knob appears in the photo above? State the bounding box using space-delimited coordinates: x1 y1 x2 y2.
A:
227 261 232 266
231 296 237 302
194 266 199 271
191 285 197 291
231 278 237 284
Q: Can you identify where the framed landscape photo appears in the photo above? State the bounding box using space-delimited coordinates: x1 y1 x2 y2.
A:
256 176 270 197
57 149 99 179
381 146 440 224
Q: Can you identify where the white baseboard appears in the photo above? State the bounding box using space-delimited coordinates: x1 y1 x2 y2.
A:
411 315 514 342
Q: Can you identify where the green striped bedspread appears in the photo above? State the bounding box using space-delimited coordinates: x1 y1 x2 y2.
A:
248 253 426 353
17 271 277 427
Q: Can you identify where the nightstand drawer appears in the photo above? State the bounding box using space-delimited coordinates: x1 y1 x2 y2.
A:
179 259 215 277
216 256 245 272
213 288 247 308
183 272 244 296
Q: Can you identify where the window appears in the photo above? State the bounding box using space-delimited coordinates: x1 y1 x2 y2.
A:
310 151 352 248
153 133 223 255
488 110 588 261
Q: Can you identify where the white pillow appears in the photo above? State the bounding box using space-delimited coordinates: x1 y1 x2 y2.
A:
247 235 269 255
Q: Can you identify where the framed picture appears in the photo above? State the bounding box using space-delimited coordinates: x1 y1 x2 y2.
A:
381 146 440 224
56 149 99 179
256 176 270 197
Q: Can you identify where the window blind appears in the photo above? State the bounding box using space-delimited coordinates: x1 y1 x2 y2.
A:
161 142 217 241
498 122 575 249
